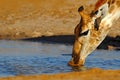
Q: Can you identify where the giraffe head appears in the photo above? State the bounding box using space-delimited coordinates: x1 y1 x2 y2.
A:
68 5 99 66
68 0 120 66
68 0 119 67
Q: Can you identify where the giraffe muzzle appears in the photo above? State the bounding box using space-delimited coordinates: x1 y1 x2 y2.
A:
68 40 85 66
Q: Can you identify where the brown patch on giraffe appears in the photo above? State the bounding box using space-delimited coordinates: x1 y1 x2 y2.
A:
116 1 120 7
109 4 115 13
74 20 82 38
108 0 116 7
94 17 102 30
95 0 107 10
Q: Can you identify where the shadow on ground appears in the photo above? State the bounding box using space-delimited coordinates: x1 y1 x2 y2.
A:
22 35 120 50
98 36 120 50
22 35 75 45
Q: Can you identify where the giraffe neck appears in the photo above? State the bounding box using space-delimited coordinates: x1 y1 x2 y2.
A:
80 0 120 60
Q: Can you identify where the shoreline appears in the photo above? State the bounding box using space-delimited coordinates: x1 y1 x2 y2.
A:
22 35 120 50
0 68 120 80
0 0 119 50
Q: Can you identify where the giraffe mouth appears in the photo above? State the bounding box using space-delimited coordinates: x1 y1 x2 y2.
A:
68 56 84 67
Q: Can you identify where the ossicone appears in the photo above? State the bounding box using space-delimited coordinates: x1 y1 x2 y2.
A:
78 6 84 12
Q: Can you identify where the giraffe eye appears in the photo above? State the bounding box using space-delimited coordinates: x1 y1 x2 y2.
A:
79 30 89 36
95 10 99 15
100 8 103 11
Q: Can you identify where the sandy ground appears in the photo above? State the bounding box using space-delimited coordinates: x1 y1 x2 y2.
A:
0 0 120 79
0 0 119 39
0 68 120 80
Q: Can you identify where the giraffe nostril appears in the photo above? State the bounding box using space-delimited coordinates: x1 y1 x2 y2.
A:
73 54 80 64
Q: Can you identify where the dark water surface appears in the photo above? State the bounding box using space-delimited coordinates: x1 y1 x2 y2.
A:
0 40 119 77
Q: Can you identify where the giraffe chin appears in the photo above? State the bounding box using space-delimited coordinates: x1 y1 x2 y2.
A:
68 59 84 67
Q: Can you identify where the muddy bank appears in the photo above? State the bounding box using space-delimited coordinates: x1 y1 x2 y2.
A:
0 68 120 80
0 0 94 39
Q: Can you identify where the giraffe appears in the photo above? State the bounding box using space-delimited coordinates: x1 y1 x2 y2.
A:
68 0 120 66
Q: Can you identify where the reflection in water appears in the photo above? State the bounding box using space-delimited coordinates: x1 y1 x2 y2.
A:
0 40 120 77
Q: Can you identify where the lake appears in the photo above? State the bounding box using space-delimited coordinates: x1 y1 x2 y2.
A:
0 40 119 77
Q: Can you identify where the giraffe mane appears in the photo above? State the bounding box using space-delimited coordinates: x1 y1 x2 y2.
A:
95 0 107 10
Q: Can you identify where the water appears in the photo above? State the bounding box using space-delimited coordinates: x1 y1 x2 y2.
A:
0 40 119 77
